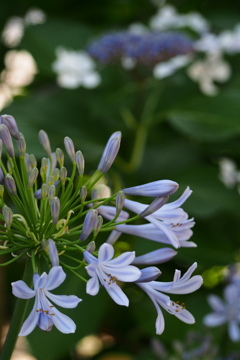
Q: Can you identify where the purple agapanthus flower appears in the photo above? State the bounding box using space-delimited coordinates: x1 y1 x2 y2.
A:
84 243 141 306
136 263 203 334
12 266 82 336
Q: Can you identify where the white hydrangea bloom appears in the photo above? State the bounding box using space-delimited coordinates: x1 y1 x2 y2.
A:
0 83 12 111
24 8 46 26
187 53 231 96
153 54 192 79
52 48 101 89
219 158 240 188
2 16 24 47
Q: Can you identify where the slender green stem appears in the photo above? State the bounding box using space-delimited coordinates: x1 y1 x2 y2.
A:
0 258 32 360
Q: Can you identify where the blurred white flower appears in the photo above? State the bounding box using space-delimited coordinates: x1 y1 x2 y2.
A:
153 54 191 79
187 53 231 96
24 8 46 26
219 158 240 188
128 22 148 34
2 16 24 47
121 56 136 70
52 48 101 89
150 5 208 34
0 83 13 111
1 50 37 91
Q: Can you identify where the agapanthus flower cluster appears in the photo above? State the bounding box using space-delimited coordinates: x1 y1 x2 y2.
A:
0 113 202 337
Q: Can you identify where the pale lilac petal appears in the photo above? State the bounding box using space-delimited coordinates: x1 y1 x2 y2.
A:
86 276 100 295
147 216 180 248
224 283 239 304
45 266 66 290
180 263 198 282
123 180 179 197
106 230 122 244
12 280 36 299
85 263 98 277
174 308 195 324
45 292 82 308
38 312 53 332
98 243 114 262
102 264 141 282
106 284 129 306
84 250 98 264
153 275 203 294
203 313 227 326
51 307 77 333
18 297 39 336
108 251 136 266
137 267 161 282
207 294 225 312
98 205 129 222
155 301 165 335
37 272 48 289
161 187 192 210
228 320 240 342
179 240 197 247
133 248 177 265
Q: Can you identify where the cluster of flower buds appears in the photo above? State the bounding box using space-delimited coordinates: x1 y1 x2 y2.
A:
0 114 202 336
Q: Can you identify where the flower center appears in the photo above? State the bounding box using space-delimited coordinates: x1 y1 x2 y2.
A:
168 300 186 314
103 273 118 286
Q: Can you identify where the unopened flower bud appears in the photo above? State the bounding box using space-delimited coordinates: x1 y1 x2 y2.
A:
4 174 17 195
28 167 39 188
64 136 75 163
0 114 20 139
0 184 4 198
0 168 4 185
17 134 26 156
39 130 52 157
116 191 125 215
80 209 98 241
76 150 84 175
41 157 48 173
2 205 13 228
139 196 169 218
7 160 13 175
136 267 161 283
59 167 67 185
86 241 96 254
56 148 64 167
91 184 111 201
94 215 103 236
53 168 60 182
0 139 2 159
24 154 31 172
48 184 56 201
42 239 59 266
41 183 49 199
29 154 37 169
50 196 60 225
106 230 122 245
98 131 121 173
0 124 15 158
80 186 88 202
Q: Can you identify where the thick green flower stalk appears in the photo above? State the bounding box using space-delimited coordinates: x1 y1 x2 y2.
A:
0 114 202 360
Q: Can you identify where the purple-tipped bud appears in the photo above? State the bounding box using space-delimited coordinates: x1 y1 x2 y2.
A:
50 196 60 225
53 168 60 182
39 130 52 157
76 150 84 175
48 184 56 201
116 191 125 216
4 174 17 195
0 114 20 140
0 139 2 159
2 205 13 228
28 167 39 188
123 180 179 197
42 239 59 266
136 267 161 283
17 134 26 156
80 186 88 202
80 209 98 241
133 248 177 266
97 131 121 173
86 241 96 254
139 196 169 218
0 124 15 158
7 160 13 175
94 215 103 236
64 136 75 163
59 167 67 184
56 148 64 167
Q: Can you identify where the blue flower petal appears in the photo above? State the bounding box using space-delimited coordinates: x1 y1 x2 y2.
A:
45 266 66 290
19 297 39 336
84 250 98 264
98 243 114 262
12 280 36 299
46 292 82 308
86 276 100 295
38 311 54 332
108 251 135 267
102 264 141 282
51 307 77 333
106 284 129 306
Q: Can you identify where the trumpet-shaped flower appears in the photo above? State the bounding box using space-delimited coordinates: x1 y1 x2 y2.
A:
117 187 195 248
203 283 240 342
12 266 82 336
84 243 141 306
136 263 203 334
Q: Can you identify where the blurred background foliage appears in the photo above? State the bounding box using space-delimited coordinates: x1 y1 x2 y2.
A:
1 0 240 359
